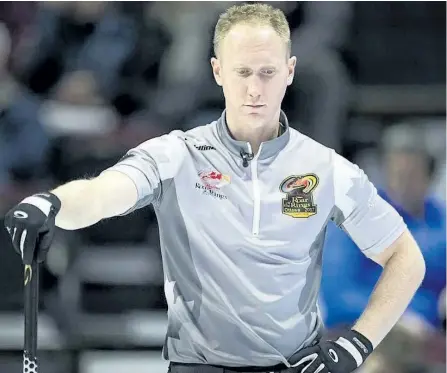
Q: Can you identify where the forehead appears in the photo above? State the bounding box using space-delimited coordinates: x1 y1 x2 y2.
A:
220 24 287 66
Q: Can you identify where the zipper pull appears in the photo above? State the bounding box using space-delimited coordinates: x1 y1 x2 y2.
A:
240 149 254 168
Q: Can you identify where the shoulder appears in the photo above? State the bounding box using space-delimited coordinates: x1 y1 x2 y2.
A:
167 120 220 153
287 128 346 169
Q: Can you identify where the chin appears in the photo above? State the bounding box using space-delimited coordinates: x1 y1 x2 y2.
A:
247 112 274 127
242 114 266 127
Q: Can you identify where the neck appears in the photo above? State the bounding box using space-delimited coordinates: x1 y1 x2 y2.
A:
225 111 281 154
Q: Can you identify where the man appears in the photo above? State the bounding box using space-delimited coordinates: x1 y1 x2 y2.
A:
322 124 445 330
3 4 425 373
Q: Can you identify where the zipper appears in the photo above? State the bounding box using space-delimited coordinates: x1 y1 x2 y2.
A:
248 143 262 236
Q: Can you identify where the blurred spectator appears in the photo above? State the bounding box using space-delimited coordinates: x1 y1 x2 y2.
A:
37 68 121 185
0 22 50 210
16 2 137 100
146 2 233 126
39 69 119 137
288 2 353 153
0 2 37 66
321 123 446 332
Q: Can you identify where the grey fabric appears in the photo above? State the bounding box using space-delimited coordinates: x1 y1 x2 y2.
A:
105 110 406 367
157 182 203 359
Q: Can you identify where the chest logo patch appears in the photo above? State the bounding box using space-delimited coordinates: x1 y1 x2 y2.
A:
280 174 319 218
198 170 231 190
195 170 230 200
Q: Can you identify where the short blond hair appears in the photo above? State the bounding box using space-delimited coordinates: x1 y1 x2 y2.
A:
213 3 291 57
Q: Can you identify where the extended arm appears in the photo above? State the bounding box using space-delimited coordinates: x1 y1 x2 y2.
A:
52 170 138 230
4 132 185 264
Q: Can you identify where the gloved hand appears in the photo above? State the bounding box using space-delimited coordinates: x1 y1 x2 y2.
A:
289 329 373 373
4 192 61 264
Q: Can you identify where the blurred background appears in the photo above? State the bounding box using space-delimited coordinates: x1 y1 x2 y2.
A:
0 1 445 373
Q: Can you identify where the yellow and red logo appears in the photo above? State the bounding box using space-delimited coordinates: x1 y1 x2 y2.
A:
280 174 319 194
280 174 319 218
198 170 231 190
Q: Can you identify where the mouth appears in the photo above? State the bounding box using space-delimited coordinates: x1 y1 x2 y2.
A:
244 104 265 108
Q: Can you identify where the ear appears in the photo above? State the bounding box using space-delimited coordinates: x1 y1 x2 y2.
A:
287 56 297 86
211 57 223 87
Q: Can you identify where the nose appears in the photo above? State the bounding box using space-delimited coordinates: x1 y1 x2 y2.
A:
246 75 262 100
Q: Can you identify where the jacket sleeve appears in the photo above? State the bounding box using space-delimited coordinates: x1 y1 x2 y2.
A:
332 153 407 257
103 132 187 214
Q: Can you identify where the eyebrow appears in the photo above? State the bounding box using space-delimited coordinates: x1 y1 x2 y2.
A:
233 66 277 71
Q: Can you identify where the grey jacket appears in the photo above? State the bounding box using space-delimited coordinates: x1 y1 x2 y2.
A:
105 111 406 367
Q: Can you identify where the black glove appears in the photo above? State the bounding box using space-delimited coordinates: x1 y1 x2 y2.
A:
4 192 61 264
289 329 373 373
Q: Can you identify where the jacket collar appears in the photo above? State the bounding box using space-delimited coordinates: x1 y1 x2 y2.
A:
216 109 290 160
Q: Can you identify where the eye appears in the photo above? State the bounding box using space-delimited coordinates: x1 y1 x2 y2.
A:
236 69 251 77
261 69 276 76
